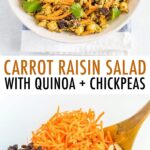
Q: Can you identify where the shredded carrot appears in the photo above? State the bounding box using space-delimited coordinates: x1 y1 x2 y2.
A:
42 0 74 5
107 131 114 143
49 9 64 17
88 0 92 7
95 111 105 123
85 6 99 16
35 15 47 21
35 12 71 21
43 0 56 3
32 108 114 150
47 12 71 20
80 19 92 25
61 2 74 5
104 0 115 9
81 30 93 35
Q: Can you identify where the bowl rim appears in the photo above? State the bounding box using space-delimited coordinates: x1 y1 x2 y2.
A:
8 0 141 43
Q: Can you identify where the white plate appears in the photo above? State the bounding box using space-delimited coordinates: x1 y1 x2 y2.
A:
8 0 140 43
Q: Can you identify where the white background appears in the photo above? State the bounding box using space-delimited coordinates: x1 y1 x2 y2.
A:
0 95 150 149
0 0 150 55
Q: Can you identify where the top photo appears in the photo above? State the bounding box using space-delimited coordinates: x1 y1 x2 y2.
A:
0 0 149 55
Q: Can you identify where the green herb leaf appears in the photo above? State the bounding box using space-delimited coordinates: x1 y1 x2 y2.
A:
70 3 84 19
111 7 121 20
22 0 42 13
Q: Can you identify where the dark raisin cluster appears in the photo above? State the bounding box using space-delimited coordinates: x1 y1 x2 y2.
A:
8 143 42 150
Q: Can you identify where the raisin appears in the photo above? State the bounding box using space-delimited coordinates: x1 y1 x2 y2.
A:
65 15 76 21
21 145 27 148
37 146 42 150
99 7 110 16
58 20 69 29
27 143 34 149
74 0 80 2
8 145 18 150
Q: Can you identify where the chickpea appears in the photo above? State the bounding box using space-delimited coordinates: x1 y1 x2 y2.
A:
120 2 128 13
91 13 96 21
99 0 105 5
80 0 84 6
99 15 107 27
38 20 47 27
42 4 52 15
75 26 84 35
54 0 59 5
83 0 87 4
47 21 58 31
86 23 100 33
113 0 120 7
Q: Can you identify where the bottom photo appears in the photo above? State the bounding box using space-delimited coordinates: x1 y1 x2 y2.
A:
0 95 150 150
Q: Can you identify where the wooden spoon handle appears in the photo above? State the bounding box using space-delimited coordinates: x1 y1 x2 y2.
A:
104 101 150 150
118 100 150 131
134 100 150 120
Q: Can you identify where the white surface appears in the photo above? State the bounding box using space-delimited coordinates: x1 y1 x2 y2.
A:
0 0 21 54
8 0 139 43
0 95 150 149
0 0 150 55
21 31 131 55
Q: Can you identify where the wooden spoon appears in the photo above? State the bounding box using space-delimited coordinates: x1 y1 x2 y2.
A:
104 101 150 150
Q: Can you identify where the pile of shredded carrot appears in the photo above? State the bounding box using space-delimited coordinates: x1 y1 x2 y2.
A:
32 108 113 150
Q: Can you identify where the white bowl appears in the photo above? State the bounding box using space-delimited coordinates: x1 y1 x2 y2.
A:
8 0 140 43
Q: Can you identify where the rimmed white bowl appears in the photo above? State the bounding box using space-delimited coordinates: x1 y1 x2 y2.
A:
8 0 140 43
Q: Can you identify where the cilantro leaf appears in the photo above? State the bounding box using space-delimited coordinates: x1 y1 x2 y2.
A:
70 3 84 19
22 0 42 13
111 7 121 20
